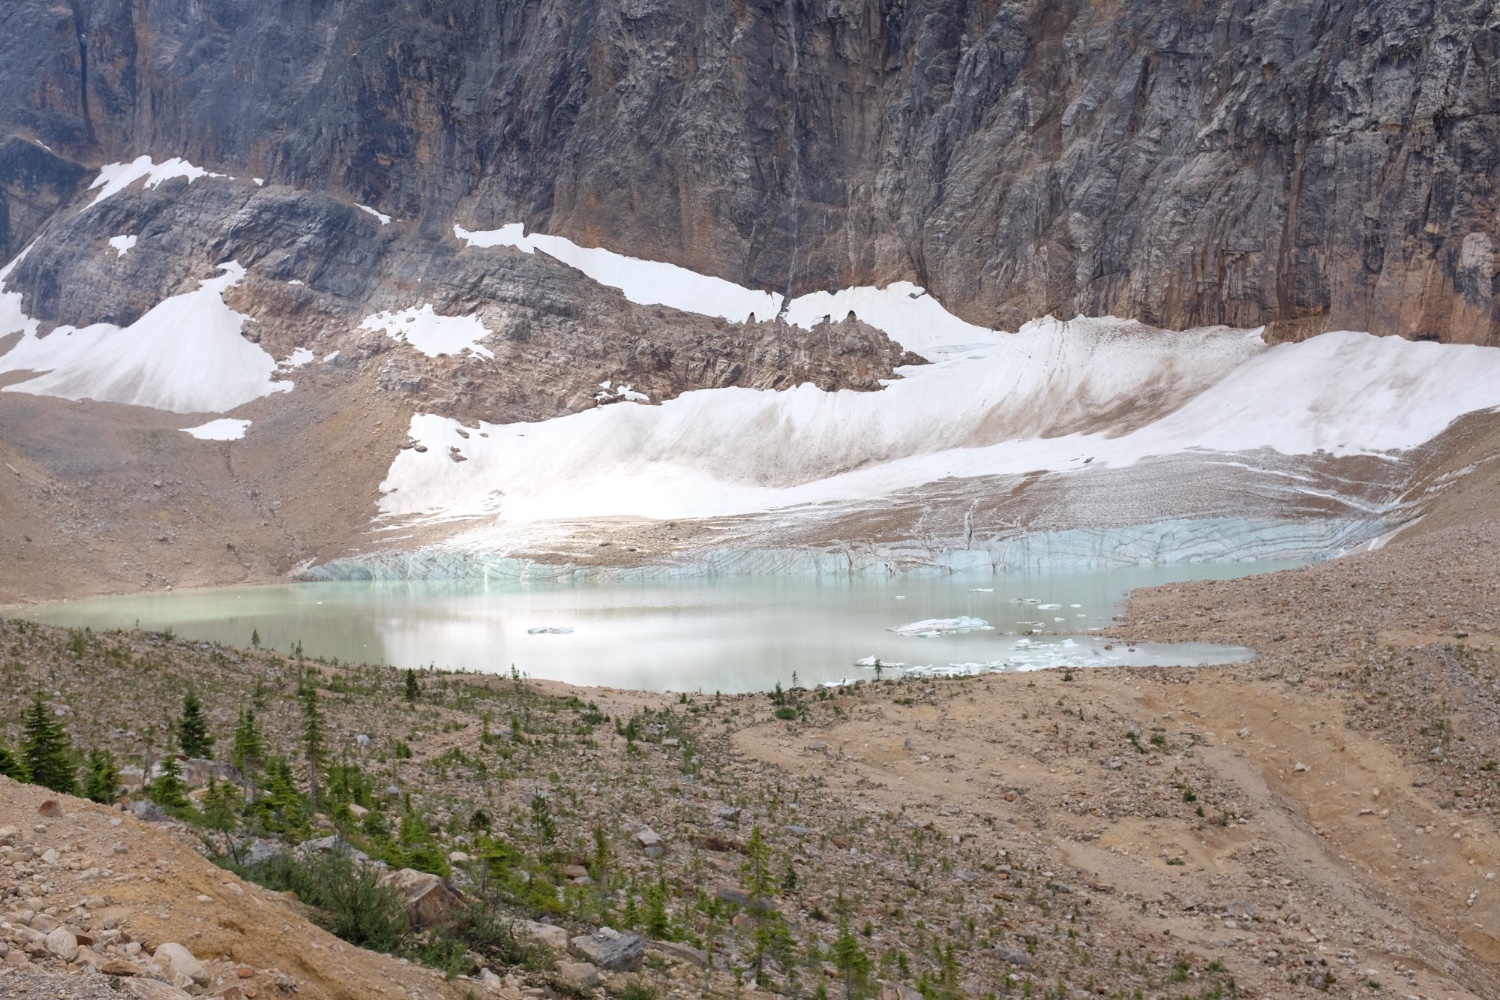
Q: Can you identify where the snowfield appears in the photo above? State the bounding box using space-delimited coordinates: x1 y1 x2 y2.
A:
0 261 294 414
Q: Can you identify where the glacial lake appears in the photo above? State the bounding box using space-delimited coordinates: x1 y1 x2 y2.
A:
14 561 1297 692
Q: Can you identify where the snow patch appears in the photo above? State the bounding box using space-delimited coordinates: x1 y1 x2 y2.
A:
361 305 494 359
358 205 392 225
455 224 782 324
0 261 295 414
182 418 250 441
108 235 137 257
279 348 314 369
87 156 223 208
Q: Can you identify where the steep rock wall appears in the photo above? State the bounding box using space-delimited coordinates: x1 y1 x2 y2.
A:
1 0 1499 342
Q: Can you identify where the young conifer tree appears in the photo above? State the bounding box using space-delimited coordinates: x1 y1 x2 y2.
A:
177 687 215 759
21 692 76 795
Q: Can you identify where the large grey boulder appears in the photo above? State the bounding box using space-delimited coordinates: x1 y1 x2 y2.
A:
569 927 644 972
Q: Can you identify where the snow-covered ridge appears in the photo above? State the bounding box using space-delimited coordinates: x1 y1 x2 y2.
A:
0 261 294 414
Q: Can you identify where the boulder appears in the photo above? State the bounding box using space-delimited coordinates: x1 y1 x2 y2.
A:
154 943 209 985
648 939 708 969
379 868 461 929
44 927 78 962
633 826 661 848
569 927 644 971
995 945 1031 968
100 958 145 977
296 835 369 862
123 980 194 1000
879 985 925 1000
557 961 602 989
520 920 571 951
37 800 61 818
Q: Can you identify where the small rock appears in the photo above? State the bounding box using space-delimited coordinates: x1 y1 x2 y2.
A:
123 981 194 1000
1293 762 1309 773
37 800 61 818
633 826 662 848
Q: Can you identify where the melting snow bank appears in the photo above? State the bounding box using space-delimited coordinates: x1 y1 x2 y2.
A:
302 515 1387 582
181 418 251 441
455 224 783 324
360 305 494 359
87 156 225 208
0 262 294 414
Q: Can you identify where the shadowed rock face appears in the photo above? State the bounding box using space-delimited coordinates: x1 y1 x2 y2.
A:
2 0 1499 343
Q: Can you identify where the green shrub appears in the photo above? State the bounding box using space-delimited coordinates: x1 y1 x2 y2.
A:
233 850 409 953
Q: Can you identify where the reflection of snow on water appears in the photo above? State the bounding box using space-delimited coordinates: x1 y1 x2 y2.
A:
892 637 1251 678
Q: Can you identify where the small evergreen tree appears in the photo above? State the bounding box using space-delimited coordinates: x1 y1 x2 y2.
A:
200 776 244 863
250 628 261 649
0 741 25 782
831 911 872 1000
177 687 215 759
20 692 76 795
404 668 420 704
300 683 326 810
149 740 189 812
82 749 120 804
231 708 265 779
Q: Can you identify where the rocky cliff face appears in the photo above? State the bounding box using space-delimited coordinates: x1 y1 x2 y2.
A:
4 0 1499 344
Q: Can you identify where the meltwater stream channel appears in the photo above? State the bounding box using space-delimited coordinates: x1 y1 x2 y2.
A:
18 561 1299 692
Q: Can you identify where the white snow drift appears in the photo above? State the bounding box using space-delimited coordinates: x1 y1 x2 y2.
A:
108 235 138 257
0 261 294 414
361 305 495 359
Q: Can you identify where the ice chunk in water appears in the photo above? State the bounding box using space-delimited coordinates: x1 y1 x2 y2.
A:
1038 603 1062 610
888 616 994 637
527 626 574 635
855 655 904 668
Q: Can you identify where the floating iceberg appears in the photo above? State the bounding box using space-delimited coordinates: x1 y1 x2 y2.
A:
526 626 574 635
888 616 994 637
854 656 905 668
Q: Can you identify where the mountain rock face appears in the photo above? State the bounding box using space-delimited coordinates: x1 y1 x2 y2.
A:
2 0 1499 344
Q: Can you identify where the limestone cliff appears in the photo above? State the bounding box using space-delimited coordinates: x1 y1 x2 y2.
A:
1 0 1498 344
